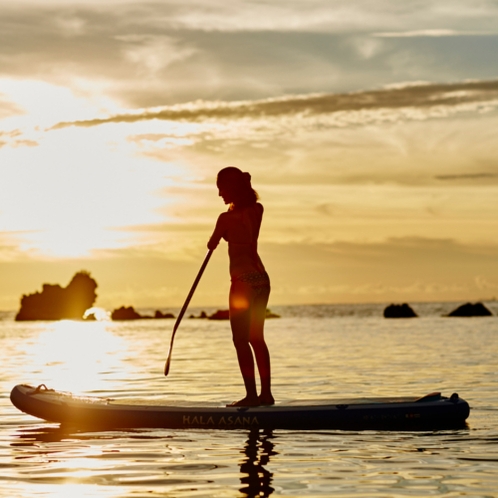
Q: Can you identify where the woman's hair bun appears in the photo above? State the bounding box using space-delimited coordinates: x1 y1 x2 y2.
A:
243 172 251 182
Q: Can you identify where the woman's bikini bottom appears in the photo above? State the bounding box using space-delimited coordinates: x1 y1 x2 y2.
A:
231 270 270 296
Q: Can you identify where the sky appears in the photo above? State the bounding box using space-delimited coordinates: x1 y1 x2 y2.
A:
1 0 498 310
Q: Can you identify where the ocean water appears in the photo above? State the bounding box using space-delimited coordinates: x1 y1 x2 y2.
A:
1 302 497 497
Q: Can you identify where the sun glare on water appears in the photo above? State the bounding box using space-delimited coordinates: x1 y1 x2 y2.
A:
27 321 127 393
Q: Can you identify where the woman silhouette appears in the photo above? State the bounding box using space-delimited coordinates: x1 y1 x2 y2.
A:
208 167 274 407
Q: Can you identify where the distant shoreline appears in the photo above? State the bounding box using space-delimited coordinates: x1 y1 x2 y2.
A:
1 300 497 321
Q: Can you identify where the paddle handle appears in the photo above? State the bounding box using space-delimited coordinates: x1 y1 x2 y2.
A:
164 249 213 376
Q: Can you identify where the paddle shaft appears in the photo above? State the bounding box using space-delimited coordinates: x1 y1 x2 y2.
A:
164 249 213 376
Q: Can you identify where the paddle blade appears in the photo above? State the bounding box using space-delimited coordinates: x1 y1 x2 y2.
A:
164 351 172 376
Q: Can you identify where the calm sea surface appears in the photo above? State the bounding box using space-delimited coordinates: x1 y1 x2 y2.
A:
1 302 497 497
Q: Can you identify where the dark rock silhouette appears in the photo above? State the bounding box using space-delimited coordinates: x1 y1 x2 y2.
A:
189 311 209 319
383 303 417 318
265 308 281 318
111 306 143 320
15 271 98 321
154 310 175 319
208 309 230 320
447 302 493 317
207 308 281 320
111 306 175 320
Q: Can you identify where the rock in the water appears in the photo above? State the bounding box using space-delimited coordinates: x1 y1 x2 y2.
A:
189 311 208 319
265 308 281 318
447 302 492 317
383 303 418 318
154 310 175 319
16 271 97 321
111 307 175 320
207 308 281 320
111 306 143 320
208 309 230 320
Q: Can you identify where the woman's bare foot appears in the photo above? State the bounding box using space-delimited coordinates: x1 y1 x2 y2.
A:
258 394 275 406
226 395 260 407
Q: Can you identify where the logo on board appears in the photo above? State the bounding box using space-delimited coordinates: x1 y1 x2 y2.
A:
182 415 259 427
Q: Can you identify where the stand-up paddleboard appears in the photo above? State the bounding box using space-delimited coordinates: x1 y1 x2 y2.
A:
10 384 469 430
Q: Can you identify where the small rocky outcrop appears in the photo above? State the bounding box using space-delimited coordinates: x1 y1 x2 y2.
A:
266 308 281 318
189 308 281 320
447 302 493 317
15 271 97 321
111 306 175 320
189 311 208 319
111 306 143 320
154 310 175 319
208 309 230 320
383 303 418 318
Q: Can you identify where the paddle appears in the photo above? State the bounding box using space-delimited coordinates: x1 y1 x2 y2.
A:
164 249 213 376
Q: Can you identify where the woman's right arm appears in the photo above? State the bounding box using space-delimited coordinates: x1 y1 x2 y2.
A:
207 213 226 250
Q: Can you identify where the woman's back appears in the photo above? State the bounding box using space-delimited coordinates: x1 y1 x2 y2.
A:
225 203 266 276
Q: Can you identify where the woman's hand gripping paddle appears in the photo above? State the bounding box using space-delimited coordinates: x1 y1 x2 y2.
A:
164 250 213 376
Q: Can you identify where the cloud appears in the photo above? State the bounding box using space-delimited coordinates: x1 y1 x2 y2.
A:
374 29 497 37
0 95 25 119
0 129 37 149
8 0 497 33
53 13 87 37
50 79 498 130
435 172 498 181
2 2 498 109
376 29 460 37
116 34 197 76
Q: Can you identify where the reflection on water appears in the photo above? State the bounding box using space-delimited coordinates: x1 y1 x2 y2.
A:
10 425 279 497
1 305 498 497
240 430 276 497
10 423 495 497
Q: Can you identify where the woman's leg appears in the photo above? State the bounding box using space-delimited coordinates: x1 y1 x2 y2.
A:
228 280 259 406
249 287 274 405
